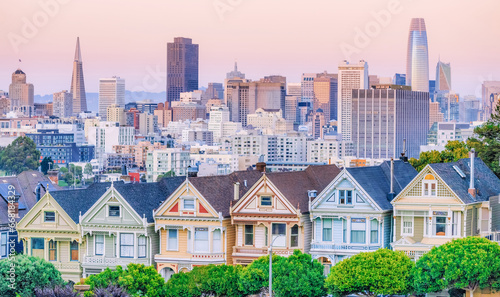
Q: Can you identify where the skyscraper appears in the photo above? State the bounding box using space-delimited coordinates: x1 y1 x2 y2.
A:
313 76 337 121
338 60 369 142
435 60 451 91
482 81 500 119
226 62 245 79
406 18 429 92
99 77 125 120
70 37 87 114
53 90 73 118
9 68 34 112
167 37 199 102
301 73 317 105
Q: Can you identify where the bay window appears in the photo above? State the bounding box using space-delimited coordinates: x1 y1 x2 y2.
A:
351 219 366 244
120 233 134 258
95 235 104 256
370 219 378 244
272 223 286 247
322 219 332 241
194 228 209 252
138 236 146 258
167 229 178 251
212 229 221 253
402 216 413 236
290 225 299 247
435 216 447 236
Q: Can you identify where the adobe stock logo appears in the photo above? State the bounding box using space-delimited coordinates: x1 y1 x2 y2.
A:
340 0 404 60
8 0 72 53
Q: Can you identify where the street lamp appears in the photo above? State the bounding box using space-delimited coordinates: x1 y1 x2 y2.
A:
269 234 284 297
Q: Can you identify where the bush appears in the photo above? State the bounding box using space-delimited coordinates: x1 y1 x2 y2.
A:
93 284 129 297
34 284 78 297
0 254 65 297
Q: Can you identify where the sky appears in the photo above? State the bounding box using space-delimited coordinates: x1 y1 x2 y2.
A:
1 0 499 98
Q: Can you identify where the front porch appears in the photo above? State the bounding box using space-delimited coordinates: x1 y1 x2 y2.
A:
232 246 296 265
82 256 150 277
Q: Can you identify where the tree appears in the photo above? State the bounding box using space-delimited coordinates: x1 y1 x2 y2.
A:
325 249 414 297
412 237 500 297
84 163 93 176
0 254 65 297
156 170 176 182
40 157 53 175
409 140 469 171
0 136 41 175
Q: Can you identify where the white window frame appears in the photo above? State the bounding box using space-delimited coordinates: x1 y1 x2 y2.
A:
182 199 195 210
167 229 178 251
1 233 7 257
108 205 121 217
194 227 209 253
339 190 353 205
95 235 104 256
422 180 437 196
401 216 414 236
138 236 147 258
120 233 134 258
322 218 333 242
212 229 221 253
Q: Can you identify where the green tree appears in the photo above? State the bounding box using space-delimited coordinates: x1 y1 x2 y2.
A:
0 254 65 297
412 237 500 297
40 157 53 175
156 170 175 181
325 249 414 297
409 140 469 171
0 136 41 175
84 163 93 176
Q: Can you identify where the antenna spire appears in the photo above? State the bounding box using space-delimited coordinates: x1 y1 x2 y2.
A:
74 37 82 62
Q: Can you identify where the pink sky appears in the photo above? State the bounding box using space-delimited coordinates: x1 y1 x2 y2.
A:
1 0 499 97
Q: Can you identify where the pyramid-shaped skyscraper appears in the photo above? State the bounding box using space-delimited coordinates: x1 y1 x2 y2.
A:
70 37 87 114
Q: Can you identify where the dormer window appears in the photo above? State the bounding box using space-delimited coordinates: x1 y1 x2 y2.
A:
109 206 120 217
183 199 195 210
422 174 437 196
260 196 272 207
339 190 352 205
44 211 55 222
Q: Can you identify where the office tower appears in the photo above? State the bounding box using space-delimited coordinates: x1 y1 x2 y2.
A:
138 113 158 135
406 18 429 92
482 81 500 119
52 90 73 118
313 76 338 121
167 37 199 102
70 37 87 114
287 82 301 96
301 73 317 105
338 60 369 142
107 104 126 125
99 77 125 120
436 60 451 91
285 95 299 123
9 68 34 113
459 96 481 123
203 83 224 105
297 102 310 125
393 73 406 85
429 80 436 101
154 102 173 128
368 75 380 87
257 77 286 119
429 101 444 128
309 109 325 139
351 85 429 159
226 61 245 79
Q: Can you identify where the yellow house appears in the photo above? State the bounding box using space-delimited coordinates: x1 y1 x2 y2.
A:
154 171 261 280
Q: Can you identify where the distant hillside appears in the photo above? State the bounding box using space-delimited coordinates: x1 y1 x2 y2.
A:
34 91 167 112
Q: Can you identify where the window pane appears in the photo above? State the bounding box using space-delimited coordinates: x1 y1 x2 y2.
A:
261 196 272 206
49 241 57 261
340 191 345 204
120 233 134 257
168 229 178 251
323 219 332 241
138 236 146 258
194 228 209 252
244 225 253 246
70 241 78 261
272 223 286 247
291 225 299 247
109 206 120 217
347 191 352 204
1 233 7 257
183 199 195 209
436 217 446 236
370 220 378 244
44 212 55 222
95 235 104 255
351 231 365 244
213 229 221 253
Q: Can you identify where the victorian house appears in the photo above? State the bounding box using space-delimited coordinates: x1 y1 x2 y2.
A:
391 154 500 260
309 160 417 274
153 171 261 280
230 164 341 265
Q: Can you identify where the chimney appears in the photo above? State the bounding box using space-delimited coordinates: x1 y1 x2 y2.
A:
35 183 41 202
400 139 408 162
234 182 240 200
468 148 476 197
256 162 266 173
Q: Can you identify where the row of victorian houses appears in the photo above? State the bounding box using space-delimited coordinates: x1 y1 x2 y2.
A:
3 152 500 282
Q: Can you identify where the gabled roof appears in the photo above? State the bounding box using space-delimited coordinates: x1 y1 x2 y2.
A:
189 170 263 217
0 171 60 226
429 158 500 204
346 160 417 210
51 177 185 223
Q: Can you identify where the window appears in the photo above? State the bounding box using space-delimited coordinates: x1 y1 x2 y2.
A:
265 227 268 246
120 233 134 258
339 190 352 205
95 235 104 255
49 240 57 261
244 225 254 246
402 216 413 236
44 211 55 222
70 241 78 261
272 223 286 247
322 219 332 241
138 236 146 258
342 219 347 243
32 238 44 257
213 229 221 253
452 211 459 236
194 228 209 252
435 217 446 236
370 220 379 244
260 196 272 206
481 208 489 233
351 219 366 244
423 175 437 196
109 206 120 217
1 233 7 257
167 229 178 251
183 199 195 210
291 225 299 247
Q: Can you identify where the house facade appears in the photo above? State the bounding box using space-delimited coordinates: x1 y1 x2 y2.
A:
230 165 341 265
391 156 500 260
309 160 417 274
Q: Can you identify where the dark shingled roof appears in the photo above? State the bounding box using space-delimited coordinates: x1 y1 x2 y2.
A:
430 157 500 204
265 164 342 214
189 170 263 217
51 177 185 223
347 160 418 210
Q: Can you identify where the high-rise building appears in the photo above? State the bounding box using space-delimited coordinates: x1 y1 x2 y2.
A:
309 109 326 139
138 113 158 135
459 96 481 123
351 85 429 159
203 83 224 105
313 76 338 121
99 77 125 120
301 73 317 105
338 60 369 142
226 62 245 79
406 18 429 92
435 60 451 91
429 101 444 128
106 104 126 125
287 83 301 96
52 90 73 118
167 37 199 102
393 73 406 85
70 37 87 114
154 102 173 128
285 95 299 123
9 69 34 112
482 81 500 119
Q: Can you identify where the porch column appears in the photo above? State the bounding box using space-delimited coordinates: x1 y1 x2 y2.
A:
365 217 370 245
134 233 138 259
116 232 120 258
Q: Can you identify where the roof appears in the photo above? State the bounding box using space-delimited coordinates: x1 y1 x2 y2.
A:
0 171 61 227
429 158 500 204
265 164 342 214
347 160 418 210
51 177 185 223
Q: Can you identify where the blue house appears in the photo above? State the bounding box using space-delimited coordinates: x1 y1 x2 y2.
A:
308 160 417 274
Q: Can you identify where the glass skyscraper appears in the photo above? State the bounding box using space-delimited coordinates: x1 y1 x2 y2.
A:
167 37 199 103
406 18 429 92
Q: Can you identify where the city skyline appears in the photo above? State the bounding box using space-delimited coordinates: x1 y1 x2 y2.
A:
1 1 499 97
